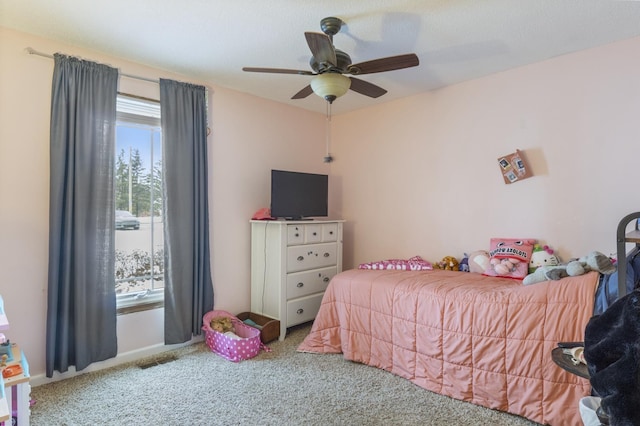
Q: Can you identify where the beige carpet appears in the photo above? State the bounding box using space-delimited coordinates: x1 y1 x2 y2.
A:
30 324 540 425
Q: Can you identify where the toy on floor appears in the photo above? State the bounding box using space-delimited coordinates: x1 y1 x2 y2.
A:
210 316 234 333
529 244 561 273
433 256 459 271
523 251 616 285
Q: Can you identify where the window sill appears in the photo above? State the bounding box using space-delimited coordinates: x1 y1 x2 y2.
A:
117 300 164 315
117 291 164 315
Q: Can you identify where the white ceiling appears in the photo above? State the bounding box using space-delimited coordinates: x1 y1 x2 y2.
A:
3 0 640 115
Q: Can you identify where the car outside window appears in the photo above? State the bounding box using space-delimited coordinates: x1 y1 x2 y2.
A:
115 210 140 230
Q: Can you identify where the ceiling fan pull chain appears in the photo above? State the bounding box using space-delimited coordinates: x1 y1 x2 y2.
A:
324 101 333 163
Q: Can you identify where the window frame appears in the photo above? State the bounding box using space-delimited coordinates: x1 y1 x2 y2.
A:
115 93 164 315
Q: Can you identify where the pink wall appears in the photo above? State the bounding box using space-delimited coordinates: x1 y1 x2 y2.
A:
331 36 640 269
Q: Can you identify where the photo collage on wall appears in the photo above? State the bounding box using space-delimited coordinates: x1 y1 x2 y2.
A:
498 149 532 184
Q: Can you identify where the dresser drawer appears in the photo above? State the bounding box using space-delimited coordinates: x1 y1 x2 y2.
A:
287 225 305 245
286 242 337 273
321 223 338 242
286 293 324 326
286 266 337 299
304 224 323 243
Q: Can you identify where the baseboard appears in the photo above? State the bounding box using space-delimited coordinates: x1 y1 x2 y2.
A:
30 336 203 387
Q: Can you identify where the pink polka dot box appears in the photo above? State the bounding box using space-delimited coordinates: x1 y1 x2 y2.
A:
202 310 269 362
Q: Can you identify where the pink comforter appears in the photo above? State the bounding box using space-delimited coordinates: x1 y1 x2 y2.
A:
298 269 600 426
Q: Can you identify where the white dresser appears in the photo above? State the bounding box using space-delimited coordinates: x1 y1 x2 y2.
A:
250 220 344 341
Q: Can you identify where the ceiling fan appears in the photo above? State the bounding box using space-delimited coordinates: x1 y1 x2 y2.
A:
242 17 420 104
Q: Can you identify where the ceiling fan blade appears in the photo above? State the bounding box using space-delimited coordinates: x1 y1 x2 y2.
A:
304 32 336 66
243 67 315 76
348 77 387 98
291 85 314 100
347 53 419 75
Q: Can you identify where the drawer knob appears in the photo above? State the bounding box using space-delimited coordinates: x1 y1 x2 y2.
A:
323 252 330 257
297 308 304 315
295 233 299 237
323 277 330 283
297 256 304 261
329 231 334 235
297 282 304 288
313 232 317 236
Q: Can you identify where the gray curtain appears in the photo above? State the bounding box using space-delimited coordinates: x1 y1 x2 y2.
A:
46 54 118 377
160 79 214 344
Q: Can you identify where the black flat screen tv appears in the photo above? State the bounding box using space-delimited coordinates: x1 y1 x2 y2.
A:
270 170 328 220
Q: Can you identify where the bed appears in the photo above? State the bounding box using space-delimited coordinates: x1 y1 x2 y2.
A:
297 268 600 426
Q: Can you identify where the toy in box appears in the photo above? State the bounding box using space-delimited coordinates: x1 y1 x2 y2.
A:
202 310 269 362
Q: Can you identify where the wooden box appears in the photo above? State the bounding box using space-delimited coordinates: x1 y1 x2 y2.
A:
236 312 280 344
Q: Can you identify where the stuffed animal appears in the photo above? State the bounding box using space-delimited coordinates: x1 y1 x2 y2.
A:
522 251 616 285
484 238 536 279
434 256 459 271
468 250 490 274
459 254 470 272
529 244 561 273
490 257 521 276
210 316 234 333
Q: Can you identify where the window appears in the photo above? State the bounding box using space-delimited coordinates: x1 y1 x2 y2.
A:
115 94 164 313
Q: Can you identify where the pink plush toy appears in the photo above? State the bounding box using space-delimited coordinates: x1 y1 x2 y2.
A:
490 257 521 275
484 238 536 279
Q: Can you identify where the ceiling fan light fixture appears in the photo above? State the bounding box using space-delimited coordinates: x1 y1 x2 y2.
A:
310 73 351 103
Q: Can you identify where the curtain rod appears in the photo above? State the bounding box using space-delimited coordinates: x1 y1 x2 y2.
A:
25 47 159 84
